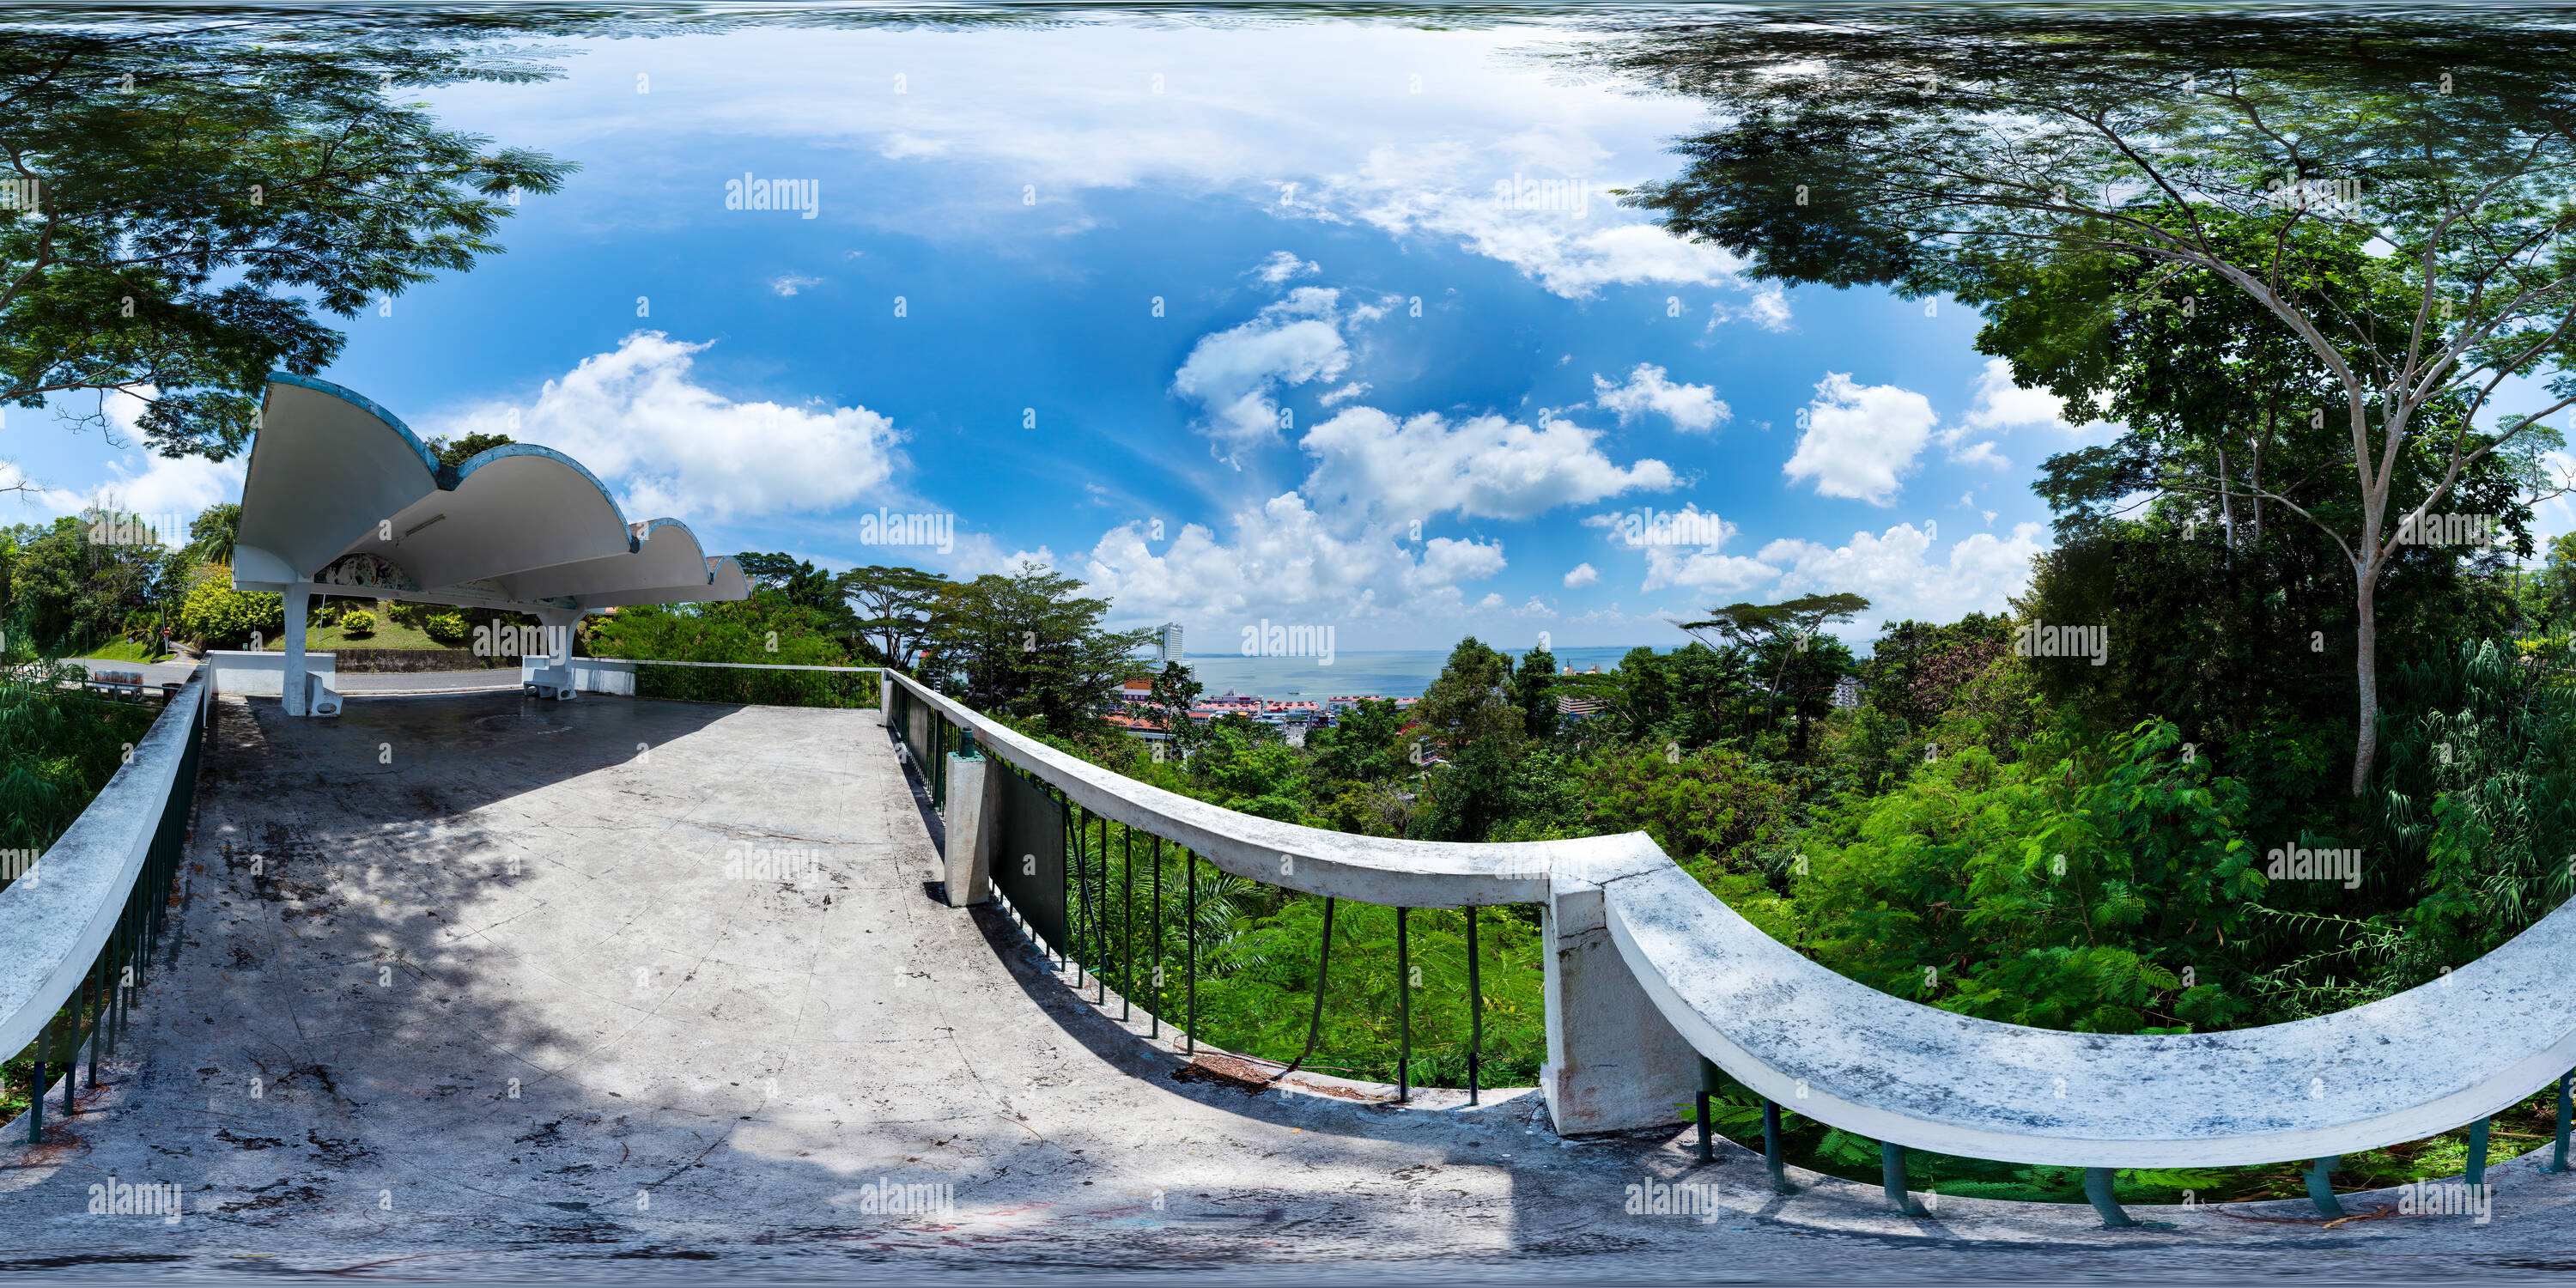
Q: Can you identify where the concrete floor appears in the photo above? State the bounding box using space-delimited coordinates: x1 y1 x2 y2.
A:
4 690 2575 1282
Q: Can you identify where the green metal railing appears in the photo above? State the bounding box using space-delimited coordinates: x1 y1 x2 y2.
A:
884 675 956 810
12 681 206 1142
891 675 1508 1103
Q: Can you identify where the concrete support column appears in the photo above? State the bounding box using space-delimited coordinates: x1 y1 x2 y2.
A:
282 584 311 716
943 752 999 908
526 608 585 698
1540 872 1700 1134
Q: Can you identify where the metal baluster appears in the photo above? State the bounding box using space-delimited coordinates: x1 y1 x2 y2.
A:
26 1054 43 1143
1103 814 1113 1005
1276 897 1339 1080
1394 906 1411 1103
84 951 102 1091
1880 1142 1926 1215
1762 1101 1795 1194
59 1006 75 1117
2305 1157 2345 1218
1122 825 1134 1023
2468 1116 2493 1190
1185 848 1199 1057
1696 1056 1717 1163
1064 797 1090 987
1466 905 1480 1105
2555 1070 2573 1173
1150 836 1163 1040
106 914 125 1053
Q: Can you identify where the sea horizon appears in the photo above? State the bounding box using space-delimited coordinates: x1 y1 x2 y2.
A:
1164 645 1656 702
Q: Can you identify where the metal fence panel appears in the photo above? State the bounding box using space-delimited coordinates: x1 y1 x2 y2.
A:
992 764 1067 956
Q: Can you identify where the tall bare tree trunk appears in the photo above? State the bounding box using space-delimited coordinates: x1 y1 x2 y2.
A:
2216 445 2236 550
2352 565 2379 797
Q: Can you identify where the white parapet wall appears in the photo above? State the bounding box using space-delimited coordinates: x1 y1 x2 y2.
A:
0 678 203 1062
526 656 636 696
1607 860 2576 1168
516 658 882 698
205 650 334 697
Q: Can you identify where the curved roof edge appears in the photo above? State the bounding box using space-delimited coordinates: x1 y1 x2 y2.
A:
635 516 709 564
261 373 748 607
453 441 639 549
266 371 443 483
270 372 654 558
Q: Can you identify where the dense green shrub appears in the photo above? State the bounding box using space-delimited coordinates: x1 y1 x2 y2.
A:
420 609 470 646
173 562 281 648
0 663 155 866
1787 719 2264 1034
632 664 876 708
592 601 875 708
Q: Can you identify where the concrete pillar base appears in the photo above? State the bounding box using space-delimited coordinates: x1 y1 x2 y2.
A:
282 585 312 716
943 753 997 907
1540 869 1700 1134
523 609 586 699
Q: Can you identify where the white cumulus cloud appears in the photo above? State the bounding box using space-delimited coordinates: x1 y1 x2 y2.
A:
1171 287 1354 453
1299 406 1675 523
1962 357 2083 434
1563 562 1600 588
1075 493 1508 629
1592 362 1729 434
1252 250 1320 285
1783 373 1938 506
427 331 904 524
1759 521 2050 639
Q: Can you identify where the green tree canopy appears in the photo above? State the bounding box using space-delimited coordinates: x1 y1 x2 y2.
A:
1413 636 1523 758
422 431 516 468
0 27 573 461
841 563 951 667
927 562 1152 732
1609 8 2576 791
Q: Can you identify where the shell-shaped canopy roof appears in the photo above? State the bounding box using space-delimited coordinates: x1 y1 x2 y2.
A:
233 374 749 613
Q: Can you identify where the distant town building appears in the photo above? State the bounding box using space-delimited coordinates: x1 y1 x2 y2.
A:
1158 622 1184 662
1103 685 1419 743
1832 676 1864 709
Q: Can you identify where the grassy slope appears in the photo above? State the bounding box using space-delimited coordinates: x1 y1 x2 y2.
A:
78 638 178 663
258 618 458 652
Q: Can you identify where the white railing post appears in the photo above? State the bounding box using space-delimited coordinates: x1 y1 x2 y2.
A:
1541 864 1699 1133
944 751 998 908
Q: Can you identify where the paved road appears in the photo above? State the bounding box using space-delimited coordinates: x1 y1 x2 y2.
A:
3 690 2572 1281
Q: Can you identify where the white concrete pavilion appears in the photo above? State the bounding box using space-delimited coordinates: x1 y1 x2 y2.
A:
233 373 749 714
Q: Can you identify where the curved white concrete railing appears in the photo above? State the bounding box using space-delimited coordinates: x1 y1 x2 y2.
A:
887 670 2570 1175
0 677 205 1062
888 670 1598 908
1608 862 2576 1168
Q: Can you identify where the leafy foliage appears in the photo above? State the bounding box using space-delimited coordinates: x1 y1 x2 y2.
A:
1791 720 2263 1033
173 561 280 648
0 27 573 457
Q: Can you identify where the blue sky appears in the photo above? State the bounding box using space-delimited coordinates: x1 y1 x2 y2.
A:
11 18 2562 651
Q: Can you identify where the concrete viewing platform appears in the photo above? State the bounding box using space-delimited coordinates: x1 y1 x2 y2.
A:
4 690 2575 1280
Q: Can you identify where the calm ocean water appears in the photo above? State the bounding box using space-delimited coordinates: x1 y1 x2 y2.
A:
1173 646 1652 702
